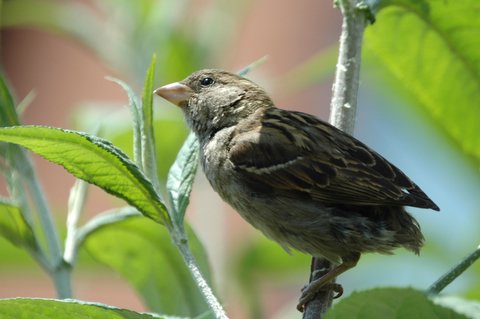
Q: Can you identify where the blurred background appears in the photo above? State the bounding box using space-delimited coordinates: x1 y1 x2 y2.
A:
1 0 479 318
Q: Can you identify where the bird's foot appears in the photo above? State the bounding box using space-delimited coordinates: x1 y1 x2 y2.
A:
297 282 343 312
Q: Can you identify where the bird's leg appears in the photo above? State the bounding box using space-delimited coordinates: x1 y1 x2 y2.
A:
306 258 343 298
297 253 360 312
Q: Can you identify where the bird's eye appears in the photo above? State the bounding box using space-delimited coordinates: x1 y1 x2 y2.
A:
200 77 215 86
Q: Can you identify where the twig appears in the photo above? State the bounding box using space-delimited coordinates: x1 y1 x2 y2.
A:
303 0 369 318
328 0 367 132
27 166 72 298
426 245 480 296
64 179 89 265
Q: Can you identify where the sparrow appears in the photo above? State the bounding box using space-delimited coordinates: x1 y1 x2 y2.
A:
154 69 439 311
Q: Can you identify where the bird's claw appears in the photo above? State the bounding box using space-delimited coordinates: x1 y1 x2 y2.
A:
296 283 343 312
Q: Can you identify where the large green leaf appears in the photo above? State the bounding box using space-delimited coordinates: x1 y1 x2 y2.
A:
0 126 169 225
0 199 37 252
83 215 212 317
166 132 199 225
0 298 175 319
364 0 480 167
325 288 468 319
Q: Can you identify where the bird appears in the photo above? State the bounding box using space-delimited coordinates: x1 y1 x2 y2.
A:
154 69 439 311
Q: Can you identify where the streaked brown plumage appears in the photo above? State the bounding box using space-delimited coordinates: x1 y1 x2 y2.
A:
154 69 439 310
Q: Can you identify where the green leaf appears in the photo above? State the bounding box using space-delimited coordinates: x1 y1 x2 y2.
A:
0 199 37 251
104 114 188 184
0 73 20 127
140 54 160 191
83 215 211 317
0 126 169 225
166 132 199 225
364 0 480 167
325 288 468 319
0 298 175 319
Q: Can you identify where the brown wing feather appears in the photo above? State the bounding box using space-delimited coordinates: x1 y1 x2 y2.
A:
229 108 439 210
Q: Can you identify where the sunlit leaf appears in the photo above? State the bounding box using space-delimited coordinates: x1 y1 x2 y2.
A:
0 126 169 225
0 298 175 319
364 0 480 168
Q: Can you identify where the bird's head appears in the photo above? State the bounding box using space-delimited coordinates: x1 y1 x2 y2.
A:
154 69 273 139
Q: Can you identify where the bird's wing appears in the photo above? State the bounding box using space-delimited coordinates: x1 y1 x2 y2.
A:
228 108 439 210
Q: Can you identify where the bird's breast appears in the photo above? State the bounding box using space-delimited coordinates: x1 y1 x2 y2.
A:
199 127 238 194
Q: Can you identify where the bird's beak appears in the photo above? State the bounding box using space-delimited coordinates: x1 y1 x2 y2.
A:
153 82 193 107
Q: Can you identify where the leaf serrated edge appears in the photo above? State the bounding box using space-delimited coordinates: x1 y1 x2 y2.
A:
0 126 170 226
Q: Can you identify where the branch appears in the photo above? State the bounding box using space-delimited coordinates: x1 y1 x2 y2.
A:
303 0 369 317
64 180 89 265
329 0 368 132
426 244 480 296
23 156 72 298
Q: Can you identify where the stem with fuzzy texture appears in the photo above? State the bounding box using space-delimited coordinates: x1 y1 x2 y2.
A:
171 227 228 319
303 0 368 317
27 166 72 298
64 180 89 265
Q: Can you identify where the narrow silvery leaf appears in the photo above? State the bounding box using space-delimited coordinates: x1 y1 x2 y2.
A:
106 77 142 167
237 55 268 76
141 55 160 192
166 132 199 225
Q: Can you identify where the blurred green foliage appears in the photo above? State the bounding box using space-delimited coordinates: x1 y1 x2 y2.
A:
1 0 245 85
